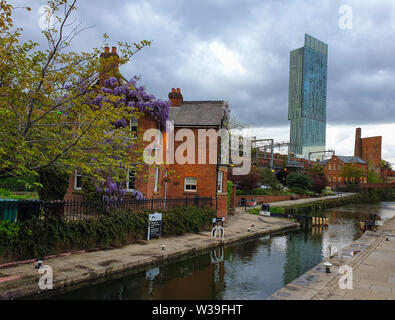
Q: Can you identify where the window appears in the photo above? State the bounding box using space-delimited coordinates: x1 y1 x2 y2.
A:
127 168 136 191
328 176 331 183
154 167 159 193
328 164 332 170
185 177 197 192
333 164 336 170
217 171 223 193
74 170 82 190
333 176 337 183
130 117 138 134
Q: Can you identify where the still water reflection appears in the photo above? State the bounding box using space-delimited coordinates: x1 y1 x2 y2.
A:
49 202 395 300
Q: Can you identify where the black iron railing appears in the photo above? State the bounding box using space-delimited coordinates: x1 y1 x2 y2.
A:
0 197 213 222
0 184 39 197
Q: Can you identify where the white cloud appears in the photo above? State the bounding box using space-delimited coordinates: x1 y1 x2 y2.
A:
248 123 395 167
209 41 246 75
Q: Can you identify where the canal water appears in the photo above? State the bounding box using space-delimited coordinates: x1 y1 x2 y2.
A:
48 202 395 300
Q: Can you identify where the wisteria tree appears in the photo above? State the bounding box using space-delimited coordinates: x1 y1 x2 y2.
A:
0 0 169 195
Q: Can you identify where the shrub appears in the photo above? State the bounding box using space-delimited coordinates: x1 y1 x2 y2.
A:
37 166 69 200
0 206 216 260
259 167 281 190
227 181 233 208
0 188 11 198
247 208 260 215
286 172 312 190
228 167 261 191
270 207 285 214
290 187 307 195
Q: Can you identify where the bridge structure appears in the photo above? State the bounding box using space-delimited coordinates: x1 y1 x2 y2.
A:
251 138 306 170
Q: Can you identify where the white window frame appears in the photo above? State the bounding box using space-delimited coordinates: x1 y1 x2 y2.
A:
184 177 197 192
217 171 223 193
154 167 159 193
74 170 82 190
127 167 136 192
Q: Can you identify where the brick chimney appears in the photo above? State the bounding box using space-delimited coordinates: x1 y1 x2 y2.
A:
168 88 183 106
354 127 362 158
99 46 119 86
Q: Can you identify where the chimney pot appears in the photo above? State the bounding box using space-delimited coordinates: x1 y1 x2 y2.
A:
111 46 116 54
169 88 183 107
104 46 110 53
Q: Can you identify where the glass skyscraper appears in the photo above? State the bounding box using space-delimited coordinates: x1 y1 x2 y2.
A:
288 34 328 159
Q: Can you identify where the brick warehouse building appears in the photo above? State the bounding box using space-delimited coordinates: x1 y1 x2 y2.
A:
319 154 368 189
65 47 229 218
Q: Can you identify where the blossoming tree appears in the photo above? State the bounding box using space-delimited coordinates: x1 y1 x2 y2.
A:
0 0 169 199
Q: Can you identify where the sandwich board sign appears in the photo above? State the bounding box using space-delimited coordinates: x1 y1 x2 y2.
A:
147 212 162 240
260 203 271 216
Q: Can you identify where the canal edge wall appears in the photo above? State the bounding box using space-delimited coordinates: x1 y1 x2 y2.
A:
0 215 299 300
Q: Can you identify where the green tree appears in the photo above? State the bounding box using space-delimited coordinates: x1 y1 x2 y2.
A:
310 164 324 175
340 164 364 183
37 165 69 200
308 164 327 193
381 160 392 170
286 172 312 190
368 168 382 183
259 167 281 190
0 0 151 186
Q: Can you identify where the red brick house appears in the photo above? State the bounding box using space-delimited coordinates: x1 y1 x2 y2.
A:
164 88 229 218
64 47 229 218
318 154 368 189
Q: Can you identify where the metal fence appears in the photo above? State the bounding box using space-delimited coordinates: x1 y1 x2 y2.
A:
0 197 213 222
0 184 39 197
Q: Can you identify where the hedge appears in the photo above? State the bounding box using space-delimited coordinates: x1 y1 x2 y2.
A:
0 206 216 260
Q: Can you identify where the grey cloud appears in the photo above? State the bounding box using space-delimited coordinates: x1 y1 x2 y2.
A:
11 0 395 129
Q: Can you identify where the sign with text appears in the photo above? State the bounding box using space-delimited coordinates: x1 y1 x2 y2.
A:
147 212 162 240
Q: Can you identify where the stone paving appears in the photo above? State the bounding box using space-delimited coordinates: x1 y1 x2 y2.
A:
269 192 357 208
269 215 395 300
0 211 298 300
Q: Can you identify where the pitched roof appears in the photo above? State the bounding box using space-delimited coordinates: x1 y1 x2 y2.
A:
169 101 229 127
319 155 367 165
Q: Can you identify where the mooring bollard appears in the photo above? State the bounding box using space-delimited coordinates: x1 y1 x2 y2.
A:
324 262 332 273
35 260 43 269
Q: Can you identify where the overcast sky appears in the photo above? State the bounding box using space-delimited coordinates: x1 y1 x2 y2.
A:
12 0 395 165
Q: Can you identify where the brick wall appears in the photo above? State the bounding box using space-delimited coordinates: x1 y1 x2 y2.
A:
235 194 293 205
166 127 227 199
361 136 382 173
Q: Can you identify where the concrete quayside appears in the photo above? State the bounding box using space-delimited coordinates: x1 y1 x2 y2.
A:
269 213 395 300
